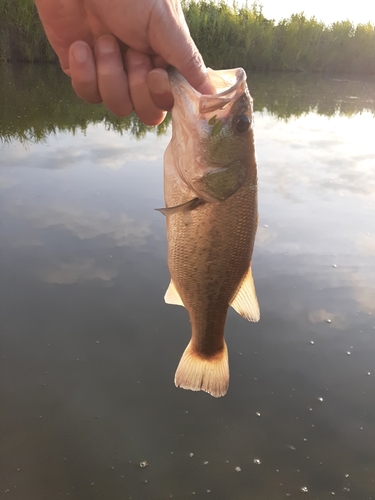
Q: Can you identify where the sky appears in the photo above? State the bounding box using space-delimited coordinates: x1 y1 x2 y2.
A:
232 0 375 26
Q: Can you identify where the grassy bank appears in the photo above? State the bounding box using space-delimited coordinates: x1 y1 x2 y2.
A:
1 0 375 74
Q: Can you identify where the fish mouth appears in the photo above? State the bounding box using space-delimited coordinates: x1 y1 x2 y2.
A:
168 67 248 116
199 68 247 114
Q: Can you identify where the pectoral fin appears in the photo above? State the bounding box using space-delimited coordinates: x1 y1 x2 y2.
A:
155 197 204 216
165 279 184 307
230 267 260 322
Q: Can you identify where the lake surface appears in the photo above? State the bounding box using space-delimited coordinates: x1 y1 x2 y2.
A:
1 64 375 499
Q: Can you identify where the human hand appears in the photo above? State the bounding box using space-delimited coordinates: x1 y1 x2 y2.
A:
34 0 214 125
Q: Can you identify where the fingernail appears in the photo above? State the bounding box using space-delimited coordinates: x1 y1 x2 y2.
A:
149 71 171 95
98 36 116 54
72 43 88 63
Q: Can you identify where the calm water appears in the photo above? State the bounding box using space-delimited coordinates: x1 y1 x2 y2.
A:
1 64 375 499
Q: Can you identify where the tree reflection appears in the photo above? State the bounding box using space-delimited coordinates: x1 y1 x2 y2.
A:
1 63 374 143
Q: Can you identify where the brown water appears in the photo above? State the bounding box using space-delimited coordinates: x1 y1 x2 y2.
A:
1 64 375 499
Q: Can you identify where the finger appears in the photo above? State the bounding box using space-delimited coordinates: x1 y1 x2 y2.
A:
125 49 166 126
150 55 168 70
147 69 174 111
69 41 102 104
95 35 133 117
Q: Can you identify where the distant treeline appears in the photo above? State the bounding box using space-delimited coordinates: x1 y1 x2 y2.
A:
1 0 375 74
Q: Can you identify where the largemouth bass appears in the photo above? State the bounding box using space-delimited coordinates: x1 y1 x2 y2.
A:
160 67 259 397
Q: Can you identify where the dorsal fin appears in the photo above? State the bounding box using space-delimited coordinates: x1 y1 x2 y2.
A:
230 267 260 322
164 279 184 306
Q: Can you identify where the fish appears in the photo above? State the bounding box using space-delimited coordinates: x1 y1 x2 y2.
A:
159 67 259 397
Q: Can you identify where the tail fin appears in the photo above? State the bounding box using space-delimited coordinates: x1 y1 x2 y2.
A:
174 341 229 397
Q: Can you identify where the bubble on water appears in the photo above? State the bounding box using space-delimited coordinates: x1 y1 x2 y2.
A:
326 319 332 323
253 459 261 465
189 453 194 457
345 474 349 478
347 351 351 355
332 264 337 268
235 466 241 472
139 461 148 468
287 445 296 451
301 486 308 493
367 372 371 376
343 487 350 492
96 341 99 344
203 461 209 465
207 490 211 493
310 341 315 345
318 397 324 402
256 412 261 417
331 492 336 495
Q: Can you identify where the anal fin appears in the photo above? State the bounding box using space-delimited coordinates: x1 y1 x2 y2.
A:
230 267 260 322
164 279 184 307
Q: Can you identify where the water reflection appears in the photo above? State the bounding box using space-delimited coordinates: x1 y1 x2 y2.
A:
1 63 375 144
1 64 375 499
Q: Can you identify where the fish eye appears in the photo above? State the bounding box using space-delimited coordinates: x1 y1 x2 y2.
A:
233 114 251 134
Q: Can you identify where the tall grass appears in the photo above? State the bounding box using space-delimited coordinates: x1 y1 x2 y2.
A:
184 1 375 74
1 0 375 74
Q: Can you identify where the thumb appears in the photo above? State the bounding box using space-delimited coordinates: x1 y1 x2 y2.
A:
150 2 215 94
